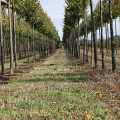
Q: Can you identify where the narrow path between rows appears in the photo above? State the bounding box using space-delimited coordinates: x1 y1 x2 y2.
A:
0 49 116 119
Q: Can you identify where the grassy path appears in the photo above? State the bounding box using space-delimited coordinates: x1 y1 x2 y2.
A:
0 49 115 119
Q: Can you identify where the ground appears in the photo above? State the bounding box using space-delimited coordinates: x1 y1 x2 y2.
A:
0 49 119 120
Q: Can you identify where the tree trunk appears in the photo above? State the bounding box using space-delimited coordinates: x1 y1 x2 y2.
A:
86 20 88 63
105 23 108 53
3 33 6 63
109 0 116 72
19 32 22 59
83 0 86 63
99 28 101 53
107 23 110 53
115 18 117 54
0 0 4 77
100 0 105 72
27 23 30 65
78 18 80 59
39 31 41 58
12 8 17 69
74 25 77 58
32 24 35 63
91 31 94 67
8 0 14 74
90 0 97 68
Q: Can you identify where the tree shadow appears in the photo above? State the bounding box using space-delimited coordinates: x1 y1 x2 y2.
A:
17 72 88 83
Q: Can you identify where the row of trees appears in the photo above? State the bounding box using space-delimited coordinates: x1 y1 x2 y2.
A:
0 0 61 77
63 0 120 73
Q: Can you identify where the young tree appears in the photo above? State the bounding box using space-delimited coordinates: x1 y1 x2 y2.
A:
0 0 4 77
109 0 116 72
8 0 14 74
90 0 97 68
12 1 17 69
100 0 105 72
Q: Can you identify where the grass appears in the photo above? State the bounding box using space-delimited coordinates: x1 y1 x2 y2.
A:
0 49 115 119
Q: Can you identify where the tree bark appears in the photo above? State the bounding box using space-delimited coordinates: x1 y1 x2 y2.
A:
78 18 80 59
27 23 30 65
39 31 41 58
90 0 97 68
12 7 17 69
100 0 105 72
115 18 117 54
105 23 108 53
32 24 35 63
3 33 6 63
0 0 4 77
19 32 22 59
91 31 94 67
109 0 116 72
8 0 14 74
107 23 110 52
83 0 86 63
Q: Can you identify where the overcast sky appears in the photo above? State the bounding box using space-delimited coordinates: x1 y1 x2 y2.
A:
40 0 119 40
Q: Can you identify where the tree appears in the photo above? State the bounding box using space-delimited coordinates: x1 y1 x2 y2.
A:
12 0 17 69
0 0 4 77
109 0 116 72
8 0 14 74
90 0 97 68
100 0 105 72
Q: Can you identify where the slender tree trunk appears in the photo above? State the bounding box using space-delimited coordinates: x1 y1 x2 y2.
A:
74 25 76 57
27 23 30 65
109 0 116 72
115 18 117 54
12 8 17 69
8 0 14 74
99 28 101 53
39 31 41 58
90 0 97 68
42 34 44 57
83 0 86 63
0 0 4 77
100 0 105 72
91 31 94 67
78 18 80 59
107 23 110 52
86 20 88 63
3 33 6 63
47 37 49 56
19 32 22 59
32 24 35 63
106 23 108 53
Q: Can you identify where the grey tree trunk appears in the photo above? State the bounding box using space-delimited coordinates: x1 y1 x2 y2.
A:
90 0 97 68
83 0 86 63
8 0 14 74
105 23 108 53
78 18 80 59
27 23 30 65
32 24 35 63
109 0 116 72
19 32 22 59
39 31 41 58
3 34 6 63
107 23 110 52
115 18 117 54
86 19 88 63
0 0 4 77
100 0 105 72
91 32 94 67
12 8 17 69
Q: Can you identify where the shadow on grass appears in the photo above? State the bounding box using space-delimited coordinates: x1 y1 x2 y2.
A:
17 73 88 83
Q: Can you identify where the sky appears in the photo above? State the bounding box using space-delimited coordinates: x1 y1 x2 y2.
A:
40 0 65 40
40 0 120 40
